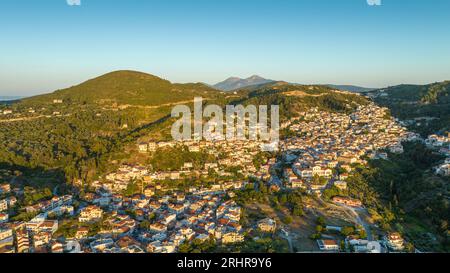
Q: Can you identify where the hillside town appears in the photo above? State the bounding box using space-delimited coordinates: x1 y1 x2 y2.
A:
278 103 418 193
0 102 429 254
426 134 450 177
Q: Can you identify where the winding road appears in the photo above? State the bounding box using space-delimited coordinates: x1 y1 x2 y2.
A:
336 203 373 241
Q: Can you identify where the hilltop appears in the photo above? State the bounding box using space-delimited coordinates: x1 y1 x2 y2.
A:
215 81 371 124
20 70 221 107
368 81 450 135
368 81 450 103
213 75 376 93
327 84 376 93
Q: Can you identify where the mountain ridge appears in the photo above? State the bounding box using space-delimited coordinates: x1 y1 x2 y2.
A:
367 80 450 135
213 75 274 91
20 70 221 107
213 74 376 93
326 84 376 93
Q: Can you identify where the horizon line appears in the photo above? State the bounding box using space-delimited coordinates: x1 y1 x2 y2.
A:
1 69 449 97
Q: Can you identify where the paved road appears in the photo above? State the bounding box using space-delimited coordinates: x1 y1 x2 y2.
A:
337 203 373 241
53 185 59 196
0 115 46 123
279 228 294 253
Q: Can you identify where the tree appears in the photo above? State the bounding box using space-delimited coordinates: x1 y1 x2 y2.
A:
405 242 415 253
322 186 341 201
359 229 367 239
139 220 151 230
280 194 288 205
341 226 355 236
178 242 192 253
316 216 325 226
292 205 304 217
315 225 323 233
282 216 293 225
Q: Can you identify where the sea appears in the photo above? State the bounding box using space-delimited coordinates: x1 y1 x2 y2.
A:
0 96 23 101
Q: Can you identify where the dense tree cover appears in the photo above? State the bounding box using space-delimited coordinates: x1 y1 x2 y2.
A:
238 236 289 253
322 186 343 201
252 152 271 170
311 216 364 242
178 238 217 253
421 81 450 104
311 175 328 185
0 109 125 177
271 190 304 214
18 71 222 107
147 146 216 172
22 186 52 205
234 183 267 204
235 181 304 208
0 74 371 195
12 211 38 222
0 71 230 189
123 180 141 197
0 103 175 186
228 83 369 125
371 81 450 136
347 142 449 251
55 218 109 238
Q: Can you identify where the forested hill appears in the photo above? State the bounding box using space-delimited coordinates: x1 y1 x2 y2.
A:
368 81 450 103
19 70 222 107
0 71 371 186
367 81 450 135
326 84 375 93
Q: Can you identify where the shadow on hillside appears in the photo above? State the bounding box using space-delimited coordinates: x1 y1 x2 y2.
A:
0 162 69 193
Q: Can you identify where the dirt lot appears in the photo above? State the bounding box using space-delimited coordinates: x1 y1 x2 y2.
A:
245 196 358 252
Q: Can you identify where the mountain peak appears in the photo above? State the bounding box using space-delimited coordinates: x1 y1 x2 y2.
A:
224 77 243 82
247 75 264 80
214 75 274 91
21 70 218 106
93 70 170 83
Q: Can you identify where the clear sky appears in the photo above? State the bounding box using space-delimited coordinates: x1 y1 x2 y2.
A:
1 0 450 96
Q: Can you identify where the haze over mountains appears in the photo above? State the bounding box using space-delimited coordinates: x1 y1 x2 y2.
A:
212 75 375 93
0 72 377 99
368 81 450 135
0 96 23 101
213 75 274 91
8 70 446 107
326 85 376 93
15 71 379 109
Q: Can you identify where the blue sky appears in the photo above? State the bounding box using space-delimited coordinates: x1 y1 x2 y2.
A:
1 0 450 96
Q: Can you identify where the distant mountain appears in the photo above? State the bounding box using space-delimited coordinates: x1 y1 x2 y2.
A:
326 85 376 93
212 75 375 93
213 75 274 91
21 70 220 106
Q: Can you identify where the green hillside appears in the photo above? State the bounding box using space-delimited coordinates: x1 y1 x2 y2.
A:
233 82 370 121
0 71 372 186
20 70 221 106
369 81 450 135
